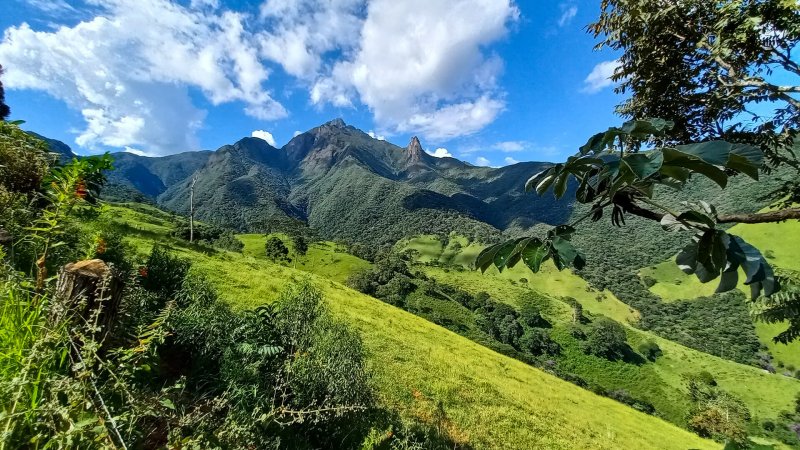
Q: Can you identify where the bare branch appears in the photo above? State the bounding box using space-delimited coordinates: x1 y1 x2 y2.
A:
717 207 800 224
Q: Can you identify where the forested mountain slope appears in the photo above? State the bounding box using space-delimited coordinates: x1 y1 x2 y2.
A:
39 119 574 245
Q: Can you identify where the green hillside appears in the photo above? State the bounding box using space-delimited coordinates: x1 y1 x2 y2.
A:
99 202 720 449
397 235 800 428
640 213 800 369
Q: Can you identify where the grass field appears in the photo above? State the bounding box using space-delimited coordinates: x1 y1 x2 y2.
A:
100 203 723 449
400 236 639 325
399 234 800 430
238 233 371 283
638 215 800 368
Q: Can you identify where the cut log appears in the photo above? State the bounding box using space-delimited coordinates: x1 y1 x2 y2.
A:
52 259 123 340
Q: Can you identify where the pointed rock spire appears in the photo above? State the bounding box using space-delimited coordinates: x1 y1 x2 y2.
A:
407 136 424 163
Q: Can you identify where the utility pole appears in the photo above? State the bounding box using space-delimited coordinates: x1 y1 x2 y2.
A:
189 174 198 243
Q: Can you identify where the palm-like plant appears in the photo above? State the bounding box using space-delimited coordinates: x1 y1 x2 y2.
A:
753 271 800 344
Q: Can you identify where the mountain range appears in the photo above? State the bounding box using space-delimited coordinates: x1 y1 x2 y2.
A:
42 119 574 245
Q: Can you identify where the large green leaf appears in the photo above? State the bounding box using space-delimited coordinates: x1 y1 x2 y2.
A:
621 118 674 137
623 150 664 179
662 148 730 188
492 239 523 272
519 238 550 272
675 141 733 166
475 243 503 273
551 237 585 270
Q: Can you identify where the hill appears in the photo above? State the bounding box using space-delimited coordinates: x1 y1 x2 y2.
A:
96 202 718 449
397 235 800 432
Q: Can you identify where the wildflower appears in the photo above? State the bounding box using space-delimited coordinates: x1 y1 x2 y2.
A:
75 179 87 199
96 238 107 254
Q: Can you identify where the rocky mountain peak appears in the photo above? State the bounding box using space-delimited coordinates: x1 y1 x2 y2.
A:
324 118 347 128
407 136 424 163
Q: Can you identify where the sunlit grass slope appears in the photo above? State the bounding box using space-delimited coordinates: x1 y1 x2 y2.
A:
103 203 717 449
400 236 639 324
238 233 371 283
639 214 800 368
399 234 800 425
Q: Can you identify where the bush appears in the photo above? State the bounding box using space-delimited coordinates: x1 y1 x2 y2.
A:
519 328 560 356
213 232 244 252
139 245 191 298
638 341 663 361
582 318 629 360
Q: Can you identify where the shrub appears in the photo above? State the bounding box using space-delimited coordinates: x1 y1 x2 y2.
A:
582 318 629 360
638 341 663 361
139 245 191 299
213 232 244 252
763 420 776 432
519 328 560 356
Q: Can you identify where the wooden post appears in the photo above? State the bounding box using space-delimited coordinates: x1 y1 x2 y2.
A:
52 259 123 340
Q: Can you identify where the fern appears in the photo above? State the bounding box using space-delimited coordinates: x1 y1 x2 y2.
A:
753 271 800 344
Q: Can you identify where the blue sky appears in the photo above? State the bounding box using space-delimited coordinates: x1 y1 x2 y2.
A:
0 0 624 165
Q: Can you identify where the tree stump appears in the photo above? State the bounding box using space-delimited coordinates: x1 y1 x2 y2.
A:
52 259 123 340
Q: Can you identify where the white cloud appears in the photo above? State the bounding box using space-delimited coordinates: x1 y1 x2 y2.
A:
558 5 577 27
251 129 277 146
475 156 491 166
2 0 520 153
257 0 364 79
368 130 385 141
0 0 286 155
492 140 526 152
582 59 621 94
427 147 452 158
503 156 519 165
293 130 303 137
312 0 518 141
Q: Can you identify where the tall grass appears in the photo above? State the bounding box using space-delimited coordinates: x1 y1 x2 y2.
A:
0 279 67 448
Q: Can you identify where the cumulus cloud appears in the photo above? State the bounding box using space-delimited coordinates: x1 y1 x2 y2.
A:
367 130 385 140
582 59 621 94
475 156 491 166
1 0 520 153
504 156 519 165
558 4 577 27
252 129 277 146
257 0 364 79
312 0 518 141
427 147 452 158
293 130 303 137
0 0 286 155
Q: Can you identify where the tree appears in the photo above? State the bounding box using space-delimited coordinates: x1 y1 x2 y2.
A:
477 1 800 343
582 318 629 359
189 174 198 243
291 234 308 257
265 236 289 263
590 0 800 141
0 64 10 121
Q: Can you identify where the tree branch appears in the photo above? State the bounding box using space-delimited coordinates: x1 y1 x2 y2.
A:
717 207 800 224
612 195 800 226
